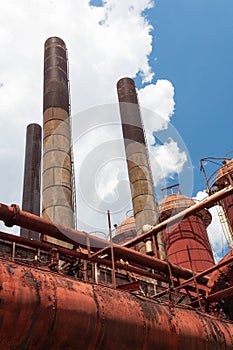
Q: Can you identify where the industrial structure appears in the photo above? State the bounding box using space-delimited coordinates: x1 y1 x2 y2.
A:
42 37 75 248
0 37 233 349
20 123 41 240
117 78 165 259
159 188 215 272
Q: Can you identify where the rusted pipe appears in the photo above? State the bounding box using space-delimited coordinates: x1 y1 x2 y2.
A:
0 230 168 283
207 286 233 302
91 186 233 268
0 203 209 284
154 254 233 299
112 245 208 285
124 185 233 249
0 259 233 350
0 230 87 260
0 203 108 251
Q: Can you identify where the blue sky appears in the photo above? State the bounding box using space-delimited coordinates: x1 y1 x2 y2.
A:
89 0 233 195
147 0 233 193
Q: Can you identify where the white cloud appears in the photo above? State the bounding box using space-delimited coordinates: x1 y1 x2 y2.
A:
194 190 230 262
139 80 175 129
149 138 187 186
0 0 190 234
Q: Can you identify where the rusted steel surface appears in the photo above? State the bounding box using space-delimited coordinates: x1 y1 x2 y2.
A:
155 251 233 299
112 245 208 285
162 218 214 272
208 250 233 293
117 280 141 291
207 250 233 318
20 124 41 240
159 194 215 272
207 285 233 302
43 36 69 112
43 37 74 247
117 78 161 249
0 259 233 350
0 230 86 261
117 77 148 144
0 203 209 284
123 185 233 249
0 230 169 283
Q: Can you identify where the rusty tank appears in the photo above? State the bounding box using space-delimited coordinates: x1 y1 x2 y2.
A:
159 192 215 272
0 258 233 350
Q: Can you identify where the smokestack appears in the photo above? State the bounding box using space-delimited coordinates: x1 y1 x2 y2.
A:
117 78 165 258
43 37 75 247
20 124 41 240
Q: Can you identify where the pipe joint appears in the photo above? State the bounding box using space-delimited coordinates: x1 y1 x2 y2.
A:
5 204 20 227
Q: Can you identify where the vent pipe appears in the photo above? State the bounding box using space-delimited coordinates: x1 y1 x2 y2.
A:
117 78 165 258
20 123 41 240
42 37 74 248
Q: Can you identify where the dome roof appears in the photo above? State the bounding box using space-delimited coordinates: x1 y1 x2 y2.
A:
215 159 233 187
115 216 136 236
159 193 212 227
159 194 195 213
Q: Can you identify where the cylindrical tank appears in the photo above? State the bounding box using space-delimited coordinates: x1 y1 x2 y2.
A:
113 217 155 255
20 124 41 240
0 259 233 350
117 78 165 258
113 216 137 245
159 194 215 272
43 37 74 248
214 159 233 232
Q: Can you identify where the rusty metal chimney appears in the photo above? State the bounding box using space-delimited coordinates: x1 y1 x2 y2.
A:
42 37 75 247
20 123 41 240
117 78 165 258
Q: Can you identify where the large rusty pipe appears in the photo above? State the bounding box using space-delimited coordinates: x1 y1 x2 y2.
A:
20 124 42 240
124 185 233 249
117 78 165 259
0 203 107 251
43 36 74 247
0 203 208 284
0 259 233 350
